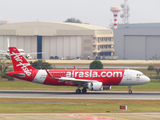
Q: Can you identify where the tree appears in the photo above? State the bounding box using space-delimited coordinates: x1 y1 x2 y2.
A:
89 60 103 69
155 67 160 77
147 65 155 78
0 59 14 80
64 18 82 23
147 65 155 71
30 60 52 69
150 54 160 60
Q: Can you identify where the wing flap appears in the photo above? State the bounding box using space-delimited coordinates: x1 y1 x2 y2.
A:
58 77 96 83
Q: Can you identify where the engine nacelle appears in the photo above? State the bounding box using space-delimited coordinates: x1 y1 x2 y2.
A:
87 82 103 91
103 85 111 90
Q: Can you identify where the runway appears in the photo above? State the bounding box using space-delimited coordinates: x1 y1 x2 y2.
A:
0 90 160 99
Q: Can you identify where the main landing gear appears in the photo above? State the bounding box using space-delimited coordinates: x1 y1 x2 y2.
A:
76 89 81 94
76 88 87 94
82 88 87 94
128 85 132 94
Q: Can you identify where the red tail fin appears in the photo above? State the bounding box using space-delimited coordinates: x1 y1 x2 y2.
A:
9 47 36 73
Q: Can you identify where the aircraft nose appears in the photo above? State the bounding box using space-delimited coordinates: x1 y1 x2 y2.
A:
144 76 150 83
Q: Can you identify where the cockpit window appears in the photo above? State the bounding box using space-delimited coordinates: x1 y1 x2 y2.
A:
137 74 143 76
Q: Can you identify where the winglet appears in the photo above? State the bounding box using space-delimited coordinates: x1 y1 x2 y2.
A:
45 69 55 79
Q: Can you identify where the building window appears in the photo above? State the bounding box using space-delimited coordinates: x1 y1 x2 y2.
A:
84 47 91 50
100 45 103 49
108 37 111 41
84 40 91 43
99 52 111 56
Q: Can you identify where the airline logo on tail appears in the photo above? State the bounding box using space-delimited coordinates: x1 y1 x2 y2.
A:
9 47 32 76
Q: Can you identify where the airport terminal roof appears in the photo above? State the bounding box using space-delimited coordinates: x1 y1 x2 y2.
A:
0 22 112 36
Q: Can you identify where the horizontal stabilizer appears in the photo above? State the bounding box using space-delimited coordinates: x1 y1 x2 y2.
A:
45 69 55 79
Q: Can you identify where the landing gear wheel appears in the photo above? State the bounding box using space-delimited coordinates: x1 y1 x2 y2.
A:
129 90 132 94
82 88 87 94
76 89 81 94
128 85 132 94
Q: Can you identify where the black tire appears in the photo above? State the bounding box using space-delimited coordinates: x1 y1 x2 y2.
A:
129 90 132 94
76 89 81 94
82 88 87 94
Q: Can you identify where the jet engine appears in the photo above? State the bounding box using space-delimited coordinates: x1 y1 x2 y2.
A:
103 85 111 90
87 82 103 91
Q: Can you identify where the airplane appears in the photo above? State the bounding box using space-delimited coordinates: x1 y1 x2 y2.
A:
0 49 32 60
6 47 150 94
0 39 32 59
0 38 41 60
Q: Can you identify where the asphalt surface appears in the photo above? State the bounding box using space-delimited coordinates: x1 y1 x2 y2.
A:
0 90 160 99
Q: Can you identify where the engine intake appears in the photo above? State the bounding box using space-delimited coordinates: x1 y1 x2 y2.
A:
87 82 103 91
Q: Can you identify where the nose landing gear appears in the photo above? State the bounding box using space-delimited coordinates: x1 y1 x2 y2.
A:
128 85 132 94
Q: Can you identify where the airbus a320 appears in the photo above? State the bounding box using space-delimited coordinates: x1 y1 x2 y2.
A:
6 47 150 94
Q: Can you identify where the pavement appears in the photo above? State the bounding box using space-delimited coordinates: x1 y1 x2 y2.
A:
0 90 160 99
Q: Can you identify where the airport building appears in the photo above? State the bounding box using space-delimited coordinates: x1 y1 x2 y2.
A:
114 23 160 60
0 22 113 59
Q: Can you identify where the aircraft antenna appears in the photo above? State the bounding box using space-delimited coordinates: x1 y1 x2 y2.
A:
120 0 130 24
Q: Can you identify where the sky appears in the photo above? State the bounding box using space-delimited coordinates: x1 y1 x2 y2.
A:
0 0 160 28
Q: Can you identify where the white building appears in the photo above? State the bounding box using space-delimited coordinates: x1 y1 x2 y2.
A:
0 22 113 59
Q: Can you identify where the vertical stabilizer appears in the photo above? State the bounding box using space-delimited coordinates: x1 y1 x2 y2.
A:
7 38 10 51
9 47 36 73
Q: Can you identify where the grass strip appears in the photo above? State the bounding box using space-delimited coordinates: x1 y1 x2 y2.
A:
0 98 160 113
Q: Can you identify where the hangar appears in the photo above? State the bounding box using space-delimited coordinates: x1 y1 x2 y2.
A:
0 22 113 59
114 23 160 60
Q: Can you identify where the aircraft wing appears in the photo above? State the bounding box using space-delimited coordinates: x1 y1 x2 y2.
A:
0 51 8 55
0 50 6 52
0 53 8 55
58 77 96 83
0 50 7 54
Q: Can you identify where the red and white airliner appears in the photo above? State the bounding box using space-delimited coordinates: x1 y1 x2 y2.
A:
6 47 150 94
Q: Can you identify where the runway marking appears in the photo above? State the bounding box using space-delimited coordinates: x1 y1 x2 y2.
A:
56 114 118 120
